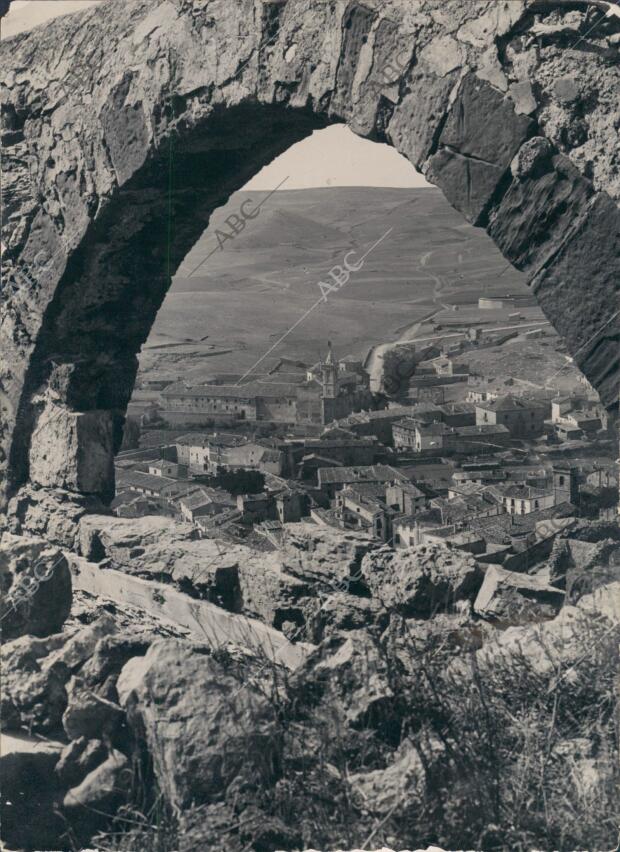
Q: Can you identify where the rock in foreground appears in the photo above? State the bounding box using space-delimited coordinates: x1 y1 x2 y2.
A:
474 564 565 624
0 532 72 639
362 544 482 617
117 639 279 810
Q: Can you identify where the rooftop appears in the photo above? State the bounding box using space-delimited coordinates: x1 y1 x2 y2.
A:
454 424 511 436
496 484 552 499
175 432 213 446
163 381 300 399
470 502 575 542
475 395 546 413
439 402 476 414
318 464 408 485
304 436 376 448
115 470 175 493
393 481 428 499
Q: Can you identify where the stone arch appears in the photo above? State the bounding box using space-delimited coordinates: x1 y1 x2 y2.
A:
1 0 618 516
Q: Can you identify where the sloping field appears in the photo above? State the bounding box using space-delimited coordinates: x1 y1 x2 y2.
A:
142 187 536 381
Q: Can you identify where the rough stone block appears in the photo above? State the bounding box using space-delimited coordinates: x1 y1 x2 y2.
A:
427 74 534 222
0 532 72 639
1 732 65 851
388 68 459 170
488 153 594 273
531 192 620 408
427 146 506 225
29 405 115 495
117 639 277 809
474 564 565 624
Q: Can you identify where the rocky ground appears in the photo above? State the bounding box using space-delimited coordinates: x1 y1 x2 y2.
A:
1 515 619 851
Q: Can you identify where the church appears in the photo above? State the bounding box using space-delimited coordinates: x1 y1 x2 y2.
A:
296 342 373 425
160 343 374 427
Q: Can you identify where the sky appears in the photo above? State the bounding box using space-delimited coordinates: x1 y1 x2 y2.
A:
2 0 431 190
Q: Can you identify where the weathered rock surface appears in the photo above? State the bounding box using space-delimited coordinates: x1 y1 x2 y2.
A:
6 485 105 549
78 513 303 616
576 581 620 625
427 72 535 223
1 632 73 733
55 736 108 788
78 514 240 604
474 564 565 624
63 748 130 813
474 587 619 677
309 591 389 643
1 0 618 511
279 522 379 591
362 543 482 617
0 732 65 851
62 676 126 741
0 613 152 736
76 514 384 638
0 532 72 639
548 537 620 599
117 639 279 810
59 623 155 743
382 610 492 676
291 630 395 730
349 737 442 815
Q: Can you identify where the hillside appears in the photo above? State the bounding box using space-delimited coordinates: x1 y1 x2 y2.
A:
141 187 535 382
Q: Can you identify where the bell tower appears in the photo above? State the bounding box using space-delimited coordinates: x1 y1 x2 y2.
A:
321 341 338 400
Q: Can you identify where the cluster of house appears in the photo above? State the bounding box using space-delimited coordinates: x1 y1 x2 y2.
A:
113 376 617 572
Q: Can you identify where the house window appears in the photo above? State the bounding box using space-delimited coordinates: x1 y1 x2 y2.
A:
559 475 565 486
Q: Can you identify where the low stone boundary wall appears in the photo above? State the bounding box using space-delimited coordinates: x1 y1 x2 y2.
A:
67 554 312 669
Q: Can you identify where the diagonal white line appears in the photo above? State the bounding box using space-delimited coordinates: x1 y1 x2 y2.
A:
184 176 290 279
234 228 393 386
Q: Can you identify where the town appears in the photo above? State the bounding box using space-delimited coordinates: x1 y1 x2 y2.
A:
115 321 618 576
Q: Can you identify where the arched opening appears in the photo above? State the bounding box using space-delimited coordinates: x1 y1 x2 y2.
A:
111 124 609 530
2 0 618 518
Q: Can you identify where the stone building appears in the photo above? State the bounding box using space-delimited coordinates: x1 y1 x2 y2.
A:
393 417 510 455
495 485 556 516
475 395 547 438
175 433 284 476
161 344 371 427
335 484 399 543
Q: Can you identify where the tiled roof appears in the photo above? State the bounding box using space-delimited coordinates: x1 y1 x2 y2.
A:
318 464 407 484
175 432 212 446
494 484 551 499
395 481 427 499
179 490 214 510
470 502 575 542
115 471 174 493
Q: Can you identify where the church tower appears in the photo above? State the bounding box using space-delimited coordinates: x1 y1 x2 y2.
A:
552 463 580 506
321 341 339 400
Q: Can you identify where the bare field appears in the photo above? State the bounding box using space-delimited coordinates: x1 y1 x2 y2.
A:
141 187 535 382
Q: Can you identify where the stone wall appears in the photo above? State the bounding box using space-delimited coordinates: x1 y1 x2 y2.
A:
1 0 618 511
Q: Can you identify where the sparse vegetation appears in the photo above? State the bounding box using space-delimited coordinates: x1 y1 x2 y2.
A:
93 611 620 852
